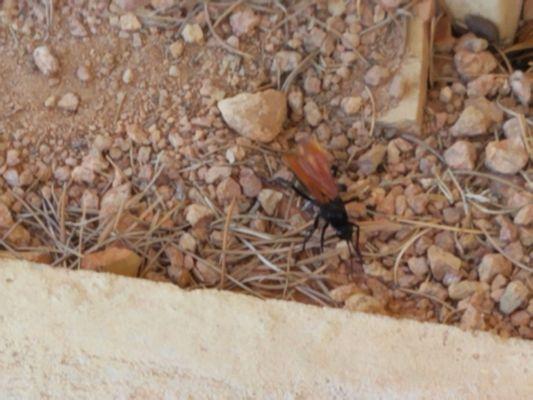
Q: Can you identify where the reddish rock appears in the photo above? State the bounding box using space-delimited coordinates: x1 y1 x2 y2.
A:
364 65 390 86
450 106 489 136
478 254 512 282
427 245 462 281
444 140 477 170
467 74 505 98
0 202 14 228
216 178 242 204
185 204 214 227
357 144 387 175
485 139 528 174
82 247 142 277
273 51 302 73
229 7 260 37
499 281 529 314
239 168 262 198
454 50 497 81
100 183 131 221
514 204 533 226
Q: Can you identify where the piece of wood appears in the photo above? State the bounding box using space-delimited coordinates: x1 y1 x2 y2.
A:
0 260 532 399
378 17 429 133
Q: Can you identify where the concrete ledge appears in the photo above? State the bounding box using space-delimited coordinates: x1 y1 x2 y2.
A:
0 260 532 399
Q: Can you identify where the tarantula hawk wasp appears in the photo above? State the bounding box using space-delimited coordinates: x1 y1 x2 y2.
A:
278 136 362 260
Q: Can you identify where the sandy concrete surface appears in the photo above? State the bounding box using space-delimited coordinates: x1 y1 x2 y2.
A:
0 259 532 399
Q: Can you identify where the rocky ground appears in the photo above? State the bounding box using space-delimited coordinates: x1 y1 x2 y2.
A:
0 0 531 339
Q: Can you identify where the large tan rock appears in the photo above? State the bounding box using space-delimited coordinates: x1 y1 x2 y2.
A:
218 90 287 143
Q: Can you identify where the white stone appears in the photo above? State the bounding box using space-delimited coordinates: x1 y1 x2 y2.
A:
181 24 203 43
33 46 59 75
120 12 142 31
57 92 80 112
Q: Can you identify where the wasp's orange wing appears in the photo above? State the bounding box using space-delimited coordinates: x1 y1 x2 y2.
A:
282 137 338 203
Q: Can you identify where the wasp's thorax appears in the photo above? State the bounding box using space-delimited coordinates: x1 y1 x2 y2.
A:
319 197 353 239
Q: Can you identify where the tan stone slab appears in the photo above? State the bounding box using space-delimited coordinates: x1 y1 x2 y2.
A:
0 260 532 399
444 0 522 44
378 17 429 133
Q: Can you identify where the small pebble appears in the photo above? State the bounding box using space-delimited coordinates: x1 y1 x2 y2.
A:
451 106 489 136
444 140 477 170
341 96 362 115
185 204 214 226
169 40 184 58
33 46 59 75
364 65 389 86
328 0 347 16
485 139 528 175
258 189 283 216
499 281 529 314
454 50 497 81
427 245 462 281
120 12 142 31
303 100 322 126
76 65 91 82
57 92 80 112
357 144 386 175
122 68 133 84
229 8 260 37
273 51 302 73
182 23 204 43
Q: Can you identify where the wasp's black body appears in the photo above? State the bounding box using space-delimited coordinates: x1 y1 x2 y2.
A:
281 136 362 260
291 184 361 258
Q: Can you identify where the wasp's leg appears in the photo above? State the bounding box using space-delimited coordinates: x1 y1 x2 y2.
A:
302 214 320 251
320 221 330 252
267 177 293 189
350 222 362 260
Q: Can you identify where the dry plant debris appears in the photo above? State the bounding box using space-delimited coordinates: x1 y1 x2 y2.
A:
0 1 531 339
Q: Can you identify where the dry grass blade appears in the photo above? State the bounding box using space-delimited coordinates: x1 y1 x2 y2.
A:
204 2 253 59
213 0 245 28
393 228 432 285
311 17 368 65
281 48 320 92
399 287 455 312
219 197 237 288
453 170 533 196
267 0 312 34
367 211 482 234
